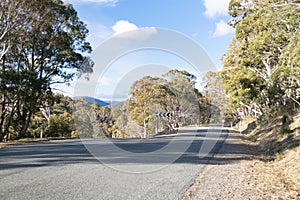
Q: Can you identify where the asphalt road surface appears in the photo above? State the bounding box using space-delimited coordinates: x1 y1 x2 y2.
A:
0 127 228 200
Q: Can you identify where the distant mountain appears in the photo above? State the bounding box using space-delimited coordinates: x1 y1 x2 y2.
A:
74 96 110 107
106 100 124 108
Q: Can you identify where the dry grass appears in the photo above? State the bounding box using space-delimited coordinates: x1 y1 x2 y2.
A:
0 138 50 148
183 111 300 200
0 136 78 148
241 110 300 199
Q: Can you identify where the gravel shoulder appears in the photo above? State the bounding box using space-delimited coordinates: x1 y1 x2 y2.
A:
182 130 251 200
182 129 300 200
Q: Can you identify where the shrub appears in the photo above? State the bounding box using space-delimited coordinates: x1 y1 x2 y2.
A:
282 114 291 125
45 113 74 137
279 127 293 136
251 136 258 142
275 146 284 153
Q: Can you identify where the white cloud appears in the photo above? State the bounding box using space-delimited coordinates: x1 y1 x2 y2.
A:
94 25 112 40
111 20 157 40
203 0 230 18
84 20 157 48
65 0 118 6
97 76 111 86
86 22 113 48
112 20 139 36
212 20 235 37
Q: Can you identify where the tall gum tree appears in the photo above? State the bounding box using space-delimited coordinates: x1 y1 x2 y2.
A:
0 0 93 140
223 0 300 116
127 70 210 137
128 76 176 137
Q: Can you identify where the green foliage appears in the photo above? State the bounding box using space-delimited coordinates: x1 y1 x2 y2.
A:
94 104 118 137
72 99 94 138
279 127 293 137
202 71 229 123
125 69 211 137
0 0 93 141
275 146 284 154
251 136 258 143
112 104 129 137
223 0 300 118
52 94 73 115
165 70 210 124
45 112 74 137
128 76 175 136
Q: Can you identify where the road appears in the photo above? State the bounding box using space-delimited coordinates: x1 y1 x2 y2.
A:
0 127 228 200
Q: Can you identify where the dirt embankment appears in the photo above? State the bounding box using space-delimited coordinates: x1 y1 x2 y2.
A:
183 110 300 200
240 109 300 199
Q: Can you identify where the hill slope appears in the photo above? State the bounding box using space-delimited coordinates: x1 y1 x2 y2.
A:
74 96 110 107
241 109 300 198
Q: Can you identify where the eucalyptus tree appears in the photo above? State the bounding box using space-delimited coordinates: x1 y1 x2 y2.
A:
0 0 32 59
0 0 93 141
163 69 203 124
223 0 300 116
128 76 176 137
127 69 210 137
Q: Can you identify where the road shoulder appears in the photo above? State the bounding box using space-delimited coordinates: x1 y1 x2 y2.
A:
182 130 252 199
182 128 300 200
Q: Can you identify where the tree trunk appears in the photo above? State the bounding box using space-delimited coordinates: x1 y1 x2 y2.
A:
2 100 17 141
19 110 33 138
143 120 147 138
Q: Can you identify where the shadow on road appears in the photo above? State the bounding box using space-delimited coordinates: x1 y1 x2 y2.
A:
0 128 254 170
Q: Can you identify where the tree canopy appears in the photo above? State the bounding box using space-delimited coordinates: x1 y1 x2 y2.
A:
0 0 93 141
126 69 211 137
222 0 300 117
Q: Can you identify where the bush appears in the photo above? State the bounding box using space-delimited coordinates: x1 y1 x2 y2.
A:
282 114 291 125
275 146 284 153
45 113 74 137
279 127 293 136
251 136 258 142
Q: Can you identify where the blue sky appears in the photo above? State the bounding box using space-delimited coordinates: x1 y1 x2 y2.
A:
61 0 235 99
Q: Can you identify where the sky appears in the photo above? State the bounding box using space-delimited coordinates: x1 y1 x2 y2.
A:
60 0 235 100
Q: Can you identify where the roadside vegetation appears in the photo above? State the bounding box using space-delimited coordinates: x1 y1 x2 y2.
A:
0 1 299 199
0 0 299 196
73 69 217 139
0 0 299 159
221 0 300 196
213 0 300 158
0 0 93 141
0 0 222 142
